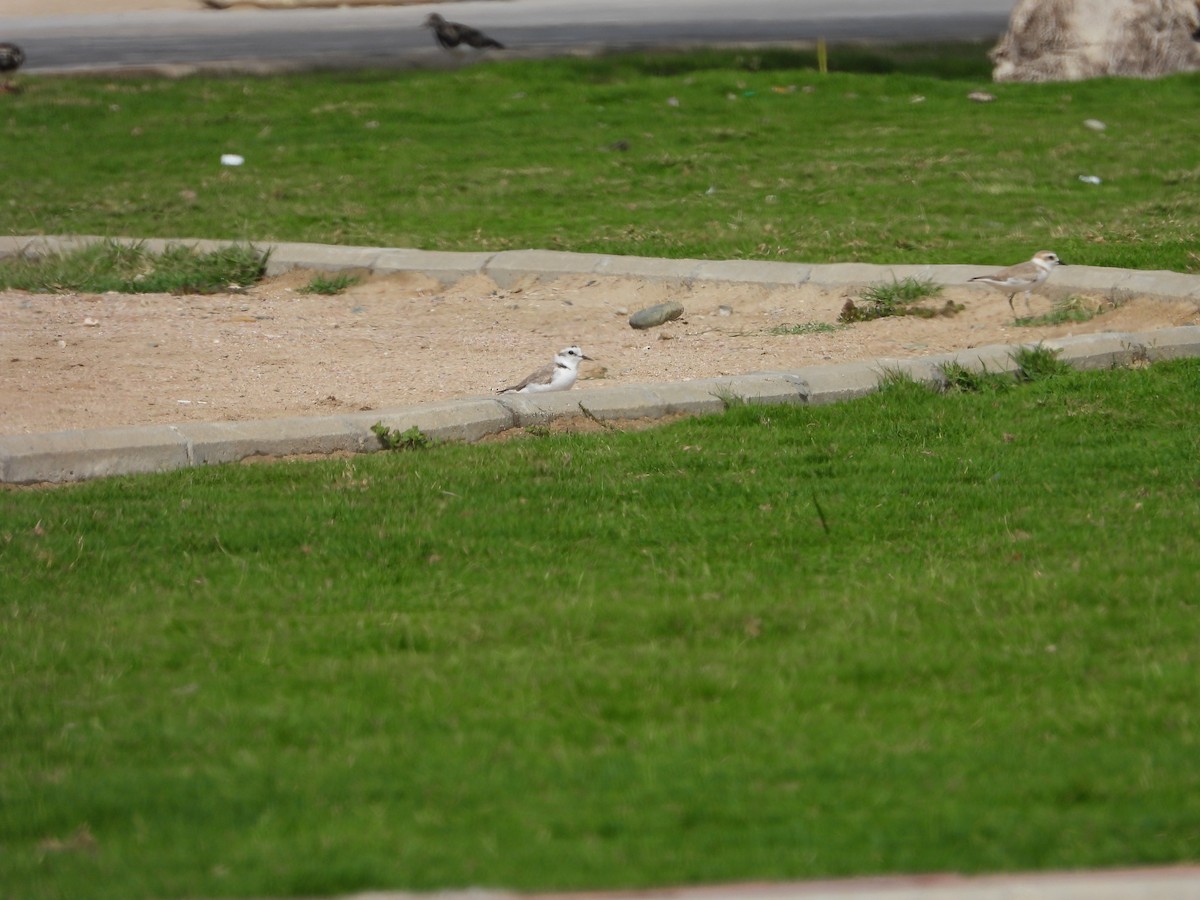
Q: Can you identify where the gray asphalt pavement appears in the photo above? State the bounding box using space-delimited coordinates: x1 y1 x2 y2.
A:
2 0 1014 74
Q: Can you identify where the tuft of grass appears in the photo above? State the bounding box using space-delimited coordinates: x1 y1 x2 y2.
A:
712 388 748 409
1015 294 1130 327
2 361 1200 899
861 276 945 308
839 277 958 322
371 423 434 450
875 365 921 391
302 271 363 295
0 240 268 295
1011 344 1072 382
937 361 1014 394
767 321 841 336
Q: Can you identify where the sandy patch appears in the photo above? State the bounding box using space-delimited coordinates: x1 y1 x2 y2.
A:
3 270 1197 436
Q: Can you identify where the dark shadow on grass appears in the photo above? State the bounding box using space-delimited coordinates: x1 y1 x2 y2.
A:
576 42 995 81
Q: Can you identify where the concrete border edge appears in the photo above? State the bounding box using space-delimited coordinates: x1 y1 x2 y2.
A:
4 238 1200 483
5 235 1200 296
4 327 1200 485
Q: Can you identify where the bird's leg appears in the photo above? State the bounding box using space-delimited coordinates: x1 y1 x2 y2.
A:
1007 293 1017 317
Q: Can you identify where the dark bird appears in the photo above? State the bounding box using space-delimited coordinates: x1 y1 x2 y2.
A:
0 42 24 93
423 13 505 51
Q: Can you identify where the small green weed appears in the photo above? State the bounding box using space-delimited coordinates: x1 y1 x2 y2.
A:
303 272 362 295
1015 295 1106 327
713 389 748 410
875 366 921 392
767 321 841 336
861 276 944 307
0 240 269 294
839 277 959 322
371 423 434 450
938 361 1014 394
1011 344 1071 382
878 367 940 400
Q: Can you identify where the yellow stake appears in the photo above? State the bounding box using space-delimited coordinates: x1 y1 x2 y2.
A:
817 37 828 75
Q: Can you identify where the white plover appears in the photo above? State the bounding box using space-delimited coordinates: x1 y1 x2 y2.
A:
970 250 1065 316
498 346 592 394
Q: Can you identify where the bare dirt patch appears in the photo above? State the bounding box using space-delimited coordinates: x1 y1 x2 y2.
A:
2 270 1197 436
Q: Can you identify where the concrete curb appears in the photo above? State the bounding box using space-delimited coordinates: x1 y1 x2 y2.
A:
315 865 1200 900
4 238 1200 484
5 235 1200 299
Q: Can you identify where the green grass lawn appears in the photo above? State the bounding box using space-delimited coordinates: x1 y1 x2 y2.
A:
3 360 1199 899
4 45 1199 899
3 45 1199 271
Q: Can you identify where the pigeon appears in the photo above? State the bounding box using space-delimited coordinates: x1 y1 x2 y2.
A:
969 250 1065 316
0 42 24 93
423 13 505 51
498 346 592 394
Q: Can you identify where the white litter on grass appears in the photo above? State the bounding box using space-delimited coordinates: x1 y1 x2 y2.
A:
220 154 245 166
1084 119 1107 131
1079 175 1103 185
